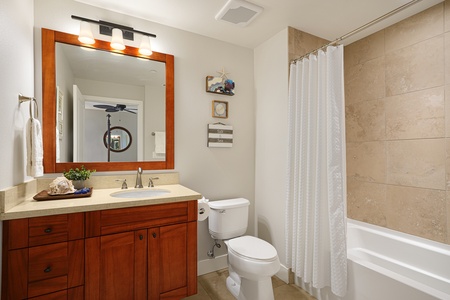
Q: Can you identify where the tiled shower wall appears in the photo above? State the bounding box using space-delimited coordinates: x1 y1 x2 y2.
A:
345 1 450 244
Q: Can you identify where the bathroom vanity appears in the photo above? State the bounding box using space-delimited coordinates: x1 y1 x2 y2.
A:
1 182 201 300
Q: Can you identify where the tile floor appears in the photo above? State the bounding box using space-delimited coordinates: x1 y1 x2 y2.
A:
183 269 316 300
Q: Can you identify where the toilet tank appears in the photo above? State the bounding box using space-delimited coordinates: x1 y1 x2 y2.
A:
208 198 250 240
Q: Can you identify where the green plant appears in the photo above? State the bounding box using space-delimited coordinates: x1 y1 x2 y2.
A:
63 165 95 181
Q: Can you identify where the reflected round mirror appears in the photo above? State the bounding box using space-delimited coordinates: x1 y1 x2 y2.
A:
103 126 132 153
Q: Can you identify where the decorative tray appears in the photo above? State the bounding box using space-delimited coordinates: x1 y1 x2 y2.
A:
33 188 93 201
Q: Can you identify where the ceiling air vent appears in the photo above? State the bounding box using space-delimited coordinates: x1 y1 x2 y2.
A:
215 0 264 27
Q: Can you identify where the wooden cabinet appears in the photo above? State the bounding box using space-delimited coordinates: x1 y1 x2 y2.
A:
2 201 198 300
2 213 84 300
85 230 148 300
85 201 198 300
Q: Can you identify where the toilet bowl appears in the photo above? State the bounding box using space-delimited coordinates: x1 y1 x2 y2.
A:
207 198 280 300
225 236 280 300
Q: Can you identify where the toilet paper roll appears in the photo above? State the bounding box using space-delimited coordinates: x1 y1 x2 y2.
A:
197 200 210 221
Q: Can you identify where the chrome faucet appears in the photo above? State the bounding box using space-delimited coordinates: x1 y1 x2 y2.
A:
116 179 128 189
148 177 159 187
135 167 143 188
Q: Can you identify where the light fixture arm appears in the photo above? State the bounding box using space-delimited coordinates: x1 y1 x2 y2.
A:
71 15 157 39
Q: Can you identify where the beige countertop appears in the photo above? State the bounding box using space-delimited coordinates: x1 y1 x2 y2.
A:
1 184 202 220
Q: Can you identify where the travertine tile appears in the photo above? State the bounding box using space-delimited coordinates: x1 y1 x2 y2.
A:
344 31 384 67
446 85 450 137
346 141 386 183
347 178 387 227
345 99 385 142
444 139 450 189
385 35 444 96
445 0 450 32
385 4 444 52
345 56 385 105
386 185 446 243
387 139 446 190
385 87 445 140
447 192 450 244
274 284 316 300
289 27 328 60
184 270 316 300
445 32 450 85
183 282 211 300
198 269 235 300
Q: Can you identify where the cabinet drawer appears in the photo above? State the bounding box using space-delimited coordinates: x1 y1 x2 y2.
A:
29 213 84 247
85 201 197 237
29 242 68 282
28 286 84 300
5 213 84 249
27 240 84 298
29 215 69 246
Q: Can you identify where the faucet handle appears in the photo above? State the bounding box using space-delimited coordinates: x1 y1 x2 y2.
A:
115 179 128 189
148 177 159 187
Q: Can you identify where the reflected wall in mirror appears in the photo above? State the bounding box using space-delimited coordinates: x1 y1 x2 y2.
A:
42 28 174 173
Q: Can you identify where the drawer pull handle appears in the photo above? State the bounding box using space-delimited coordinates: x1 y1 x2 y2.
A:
152 232 157 238
44 228 52 233
44 266 52 273
139 235 144 240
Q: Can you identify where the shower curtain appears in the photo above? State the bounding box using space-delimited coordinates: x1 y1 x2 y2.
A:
285 45 347 297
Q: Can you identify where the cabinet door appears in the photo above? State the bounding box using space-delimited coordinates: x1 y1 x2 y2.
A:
85 230 147 300
149 223 188 298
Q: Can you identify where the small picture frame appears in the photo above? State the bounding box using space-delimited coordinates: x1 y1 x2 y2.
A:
212 100 228 118
206 76 235 96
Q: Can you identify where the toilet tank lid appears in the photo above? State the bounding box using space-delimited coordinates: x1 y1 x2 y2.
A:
209 198 250 209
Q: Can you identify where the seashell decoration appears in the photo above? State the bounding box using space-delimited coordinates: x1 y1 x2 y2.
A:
49 177 75 195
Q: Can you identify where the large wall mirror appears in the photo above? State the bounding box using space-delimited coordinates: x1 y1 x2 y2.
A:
42 28 174 173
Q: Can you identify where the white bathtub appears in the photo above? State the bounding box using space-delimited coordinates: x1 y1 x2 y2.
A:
344 219 450 300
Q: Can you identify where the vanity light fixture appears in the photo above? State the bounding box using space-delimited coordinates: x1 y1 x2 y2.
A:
138 36 152 56
78 21 95 44
110 28 125 50
71 15 156 55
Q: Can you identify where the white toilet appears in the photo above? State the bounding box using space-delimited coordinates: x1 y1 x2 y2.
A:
208 198 280 300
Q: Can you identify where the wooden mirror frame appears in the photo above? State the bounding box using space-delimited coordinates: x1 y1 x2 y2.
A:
42 28 174 173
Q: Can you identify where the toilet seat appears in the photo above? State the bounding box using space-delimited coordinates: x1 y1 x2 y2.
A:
227 236 278 262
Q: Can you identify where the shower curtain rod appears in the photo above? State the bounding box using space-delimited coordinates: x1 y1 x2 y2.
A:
290 0 423 64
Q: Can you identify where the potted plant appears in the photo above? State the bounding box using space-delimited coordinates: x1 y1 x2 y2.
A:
63 165 95 189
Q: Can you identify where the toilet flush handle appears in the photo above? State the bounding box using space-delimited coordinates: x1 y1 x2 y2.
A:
219 209 226 214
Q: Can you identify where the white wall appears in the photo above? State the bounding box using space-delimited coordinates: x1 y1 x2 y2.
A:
254 28 290 279
34 0 255 265
0 0 35 291
0 0 35 188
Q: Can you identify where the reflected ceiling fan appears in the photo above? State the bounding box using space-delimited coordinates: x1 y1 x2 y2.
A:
94 104 137 114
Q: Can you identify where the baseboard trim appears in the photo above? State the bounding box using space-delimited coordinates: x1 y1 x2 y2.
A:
276 263 290 283
198 254 228 276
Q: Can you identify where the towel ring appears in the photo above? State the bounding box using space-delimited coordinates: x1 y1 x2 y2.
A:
18 94 39 119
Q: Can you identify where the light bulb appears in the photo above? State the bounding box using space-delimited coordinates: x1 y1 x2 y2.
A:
110 28 125 50
138 35 152 56
78 21 95 45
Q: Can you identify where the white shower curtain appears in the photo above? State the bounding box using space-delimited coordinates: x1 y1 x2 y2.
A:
285 45 347 297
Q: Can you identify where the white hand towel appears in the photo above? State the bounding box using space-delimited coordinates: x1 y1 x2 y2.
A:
26 118 44 177
154 131 166 154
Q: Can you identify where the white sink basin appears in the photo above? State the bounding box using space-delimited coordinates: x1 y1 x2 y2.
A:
110 189 170 199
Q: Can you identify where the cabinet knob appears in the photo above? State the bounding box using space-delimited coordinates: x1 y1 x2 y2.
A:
44 266 52 273
44 228 52 233
139 235 144 240
152 232 157 238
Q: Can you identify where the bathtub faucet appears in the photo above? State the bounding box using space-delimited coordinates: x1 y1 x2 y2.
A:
135 167 143 188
